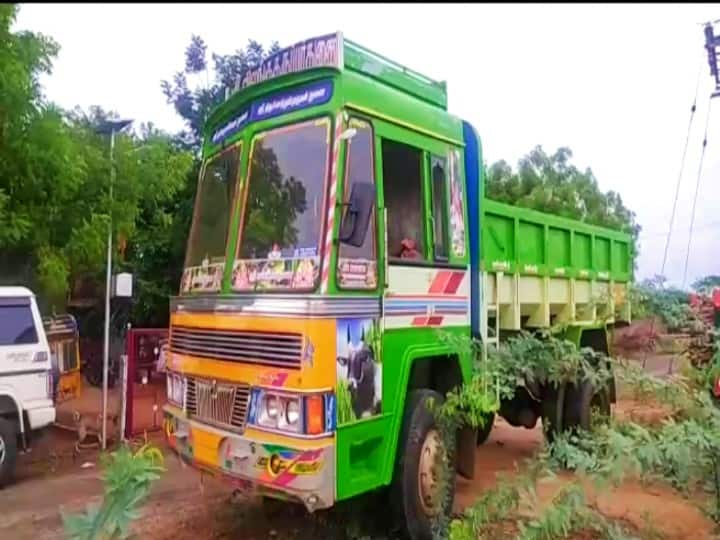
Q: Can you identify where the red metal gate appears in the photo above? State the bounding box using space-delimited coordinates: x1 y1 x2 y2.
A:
124 328 167 439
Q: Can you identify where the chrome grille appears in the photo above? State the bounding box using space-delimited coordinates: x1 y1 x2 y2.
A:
170 326 303 369
184 376 250 433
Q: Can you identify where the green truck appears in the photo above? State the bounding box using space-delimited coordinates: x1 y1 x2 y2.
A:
162 32 633 539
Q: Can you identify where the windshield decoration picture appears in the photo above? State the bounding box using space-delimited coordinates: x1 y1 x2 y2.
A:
337 259 377 289
231 248 320 291
180 259 224 294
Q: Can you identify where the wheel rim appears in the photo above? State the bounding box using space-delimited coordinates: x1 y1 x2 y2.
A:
418 428 444 517
0 435 5 465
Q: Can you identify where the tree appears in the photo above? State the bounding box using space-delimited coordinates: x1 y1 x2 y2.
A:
161 35 280 149
692 275 720 295
0 5 194 318
485 146 641 253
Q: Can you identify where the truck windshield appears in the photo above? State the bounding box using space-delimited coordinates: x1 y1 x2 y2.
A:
231 118 330 291
181 144 241 294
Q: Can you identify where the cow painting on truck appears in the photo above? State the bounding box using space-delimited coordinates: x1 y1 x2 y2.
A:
162 32 633 540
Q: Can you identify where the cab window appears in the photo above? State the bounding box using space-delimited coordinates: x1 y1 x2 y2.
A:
382 139 425 262
337 118 378 289
430 155 449 261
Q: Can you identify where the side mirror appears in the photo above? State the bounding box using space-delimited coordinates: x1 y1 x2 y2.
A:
339 181 375 247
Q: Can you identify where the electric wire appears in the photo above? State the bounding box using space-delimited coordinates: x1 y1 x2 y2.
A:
659 54 704 278
682 94 713 288
642 49 704 370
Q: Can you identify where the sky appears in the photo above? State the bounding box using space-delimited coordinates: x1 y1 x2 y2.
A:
14 3 720 288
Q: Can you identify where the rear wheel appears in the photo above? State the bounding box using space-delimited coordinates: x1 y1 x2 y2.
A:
0 417 18 488
392 389 456 540
563 379 611 433
541 383 566 444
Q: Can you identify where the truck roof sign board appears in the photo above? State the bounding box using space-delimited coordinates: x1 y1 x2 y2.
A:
239 32 343 90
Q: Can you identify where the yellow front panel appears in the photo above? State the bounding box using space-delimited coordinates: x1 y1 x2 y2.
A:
169 312 336 390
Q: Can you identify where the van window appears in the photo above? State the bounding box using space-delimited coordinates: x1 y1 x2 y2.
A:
0 302 38 345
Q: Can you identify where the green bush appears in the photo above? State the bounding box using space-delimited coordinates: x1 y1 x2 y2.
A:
63 444 165 540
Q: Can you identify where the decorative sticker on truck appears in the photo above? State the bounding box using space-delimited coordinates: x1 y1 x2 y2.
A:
211 109 250 146
337 259 378 289
251 80 333 123
231 253 320 291
385 267 470 329
336 318 382 424
255 448 325 481
449 149 466 258
211 80 334 146
180 259 224 294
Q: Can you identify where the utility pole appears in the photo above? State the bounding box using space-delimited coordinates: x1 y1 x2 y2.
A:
95 118 133 450
703 22 720 97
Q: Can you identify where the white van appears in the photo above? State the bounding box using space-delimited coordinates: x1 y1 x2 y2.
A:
0 287 56 486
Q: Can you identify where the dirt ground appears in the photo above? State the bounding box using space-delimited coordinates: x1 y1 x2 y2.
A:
1 352 718 539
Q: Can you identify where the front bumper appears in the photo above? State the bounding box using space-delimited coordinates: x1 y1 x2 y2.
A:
163 405 334 511
25 402 56 431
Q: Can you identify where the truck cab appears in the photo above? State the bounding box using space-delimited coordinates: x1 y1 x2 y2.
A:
0 286 56 486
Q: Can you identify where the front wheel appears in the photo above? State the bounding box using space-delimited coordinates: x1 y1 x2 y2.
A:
392 389 456 540
0 417 18 488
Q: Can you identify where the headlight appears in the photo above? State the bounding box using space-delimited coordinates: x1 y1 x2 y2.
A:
285 399 300 425
166 373 184 406
266 395 280 420
248 389 332 435
256 392 301 433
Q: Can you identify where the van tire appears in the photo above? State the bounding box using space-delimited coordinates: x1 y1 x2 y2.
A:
0 417 18 488
392 389 456 540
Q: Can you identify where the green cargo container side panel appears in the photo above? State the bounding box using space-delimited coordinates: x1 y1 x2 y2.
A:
481 199 632 282
548 226 571 270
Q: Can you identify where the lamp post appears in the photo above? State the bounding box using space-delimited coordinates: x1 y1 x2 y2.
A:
95 118 133 450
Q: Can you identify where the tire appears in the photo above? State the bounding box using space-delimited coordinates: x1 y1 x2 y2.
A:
476 412 495 446
392 389 456 540
0 417 18 488
541 383 566 444
563 379 611 433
